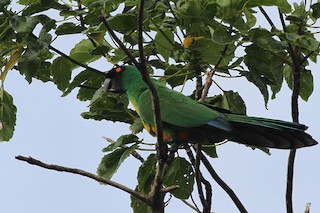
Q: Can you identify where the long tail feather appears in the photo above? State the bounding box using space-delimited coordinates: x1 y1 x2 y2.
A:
207 114 317 149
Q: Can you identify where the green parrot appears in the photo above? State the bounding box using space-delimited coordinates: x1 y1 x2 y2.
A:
104 65 317 149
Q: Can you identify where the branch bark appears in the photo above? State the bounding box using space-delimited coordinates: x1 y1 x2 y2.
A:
279 10 302 213
15 155 147 203
200 153 248 213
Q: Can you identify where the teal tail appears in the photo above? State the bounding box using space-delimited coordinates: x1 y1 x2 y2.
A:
223 114 317 149
206 113 317 149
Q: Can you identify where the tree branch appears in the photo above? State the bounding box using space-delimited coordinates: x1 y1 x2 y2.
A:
259 6 276 29
185 146 212 213
15 155 147 203
100 16 140 68
136 1 168 212
29 34 105 76
200 152 248 213
279 9 302 213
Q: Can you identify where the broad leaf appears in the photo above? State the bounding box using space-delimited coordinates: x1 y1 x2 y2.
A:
51 57 72 91
284 65 313 101
130 118 144 134
69 39 101 68
107 14 137 33
137 154 157 194
0 89 17 141
9 15 39 33
103 134 139 152
56 22 86 35
247 0 291 13
163 157 194 199
202 145 218 158
155 30 174 62
222 91 246 115
81 88 137 124
97 145 137 180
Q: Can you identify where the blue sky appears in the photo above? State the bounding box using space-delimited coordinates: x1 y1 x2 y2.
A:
0 1 319 212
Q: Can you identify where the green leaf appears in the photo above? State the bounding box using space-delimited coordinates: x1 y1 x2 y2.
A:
163 157 194 199
103 134 139 152
247 0 291 13
17 57 41 83
284 66 313 101
18 0 40 5
22 0 70 15
300 69 313 101
9 15 39 33
222 91 246 115
311 3 320 19
0 89 17 141
137 154 157 194
97 145 137 180
0 0 10 8
202 145 218 158
62 70 95 97
189 39 235 66
209 25 239 45
55 22 86 35
81 88 137 123
163 66 195 88
244 44 285 106
51 57 72 91
130 118 144 134
243 70 269 108
69 39 101 68
155 30 174 62
107 14 137 33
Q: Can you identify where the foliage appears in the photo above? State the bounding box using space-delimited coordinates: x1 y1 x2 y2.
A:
1 0 319 212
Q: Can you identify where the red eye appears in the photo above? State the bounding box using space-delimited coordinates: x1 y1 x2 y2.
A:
116 67 122 73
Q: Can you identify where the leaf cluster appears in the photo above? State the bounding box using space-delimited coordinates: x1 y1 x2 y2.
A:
1 0 320 211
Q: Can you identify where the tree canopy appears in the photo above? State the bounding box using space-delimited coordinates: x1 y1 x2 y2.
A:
0 0 319 212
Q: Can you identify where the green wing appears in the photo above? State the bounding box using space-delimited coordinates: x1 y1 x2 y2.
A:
136 82 225 128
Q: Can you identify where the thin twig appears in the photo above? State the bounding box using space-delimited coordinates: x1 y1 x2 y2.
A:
195 64 203 100
199 71 213 101
29 34 105 76
138 0 147 66
200 152 248 213
100 16 140 67
304 202 311 213
103 137 145 163
15 155 147 203
259 6 276 29
185 145 212 213
180 199 201 213
194 145 209 212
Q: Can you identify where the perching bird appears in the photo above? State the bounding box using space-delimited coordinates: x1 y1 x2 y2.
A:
104 65 317 149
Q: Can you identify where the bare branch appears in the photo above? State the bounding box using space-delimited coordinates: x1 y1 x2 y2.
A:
305 202 311 213
279 9 303 213
180 199 201 213
185 145 212 213
161 185 179 193
200 152 248 213
30 34 106 76
138 0 147 66
199 71 214 102
136 1 168 212
259 6 276 29
100 16 140 68
15 155 147 203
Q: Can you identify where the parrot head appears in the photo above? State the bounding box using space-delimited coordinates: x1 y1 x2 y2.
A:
104 66 126 93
